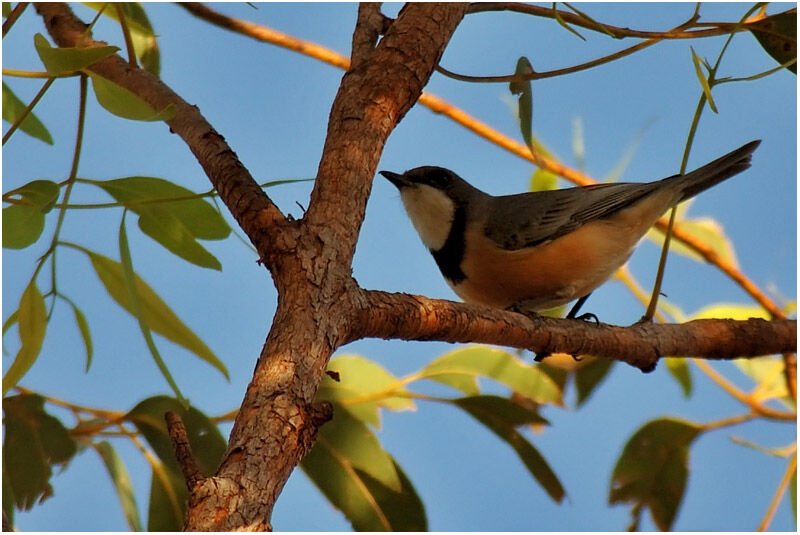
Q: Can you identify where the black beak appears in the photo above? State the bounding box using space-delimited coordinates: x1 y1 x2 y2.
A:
379 170 409 189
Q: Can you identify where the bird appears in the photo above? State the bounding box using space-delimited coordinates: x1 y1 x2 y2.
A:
380 140 760 320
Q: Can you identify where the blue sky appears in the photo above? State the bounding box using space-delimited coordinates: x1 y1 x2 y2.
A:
2 2 796 531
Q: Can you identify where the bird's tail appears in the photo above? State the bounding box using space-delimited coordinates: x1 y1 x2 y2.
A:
673 140 761 202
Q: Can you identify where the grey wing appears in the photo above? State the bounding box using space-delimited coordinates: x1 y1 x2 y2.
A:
484 182 659 250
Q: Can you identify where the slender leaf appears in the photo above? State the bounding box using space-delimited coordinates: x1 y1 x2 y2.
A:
690 47 718 113
33 33 118 76
82 248 228 379
530 168 558 192
119 214 186 403
64 298 93 372
87 72 175 121
2 82 53 144
2 281 47 394
552 2 586 40
609 418 701 531
94 441 142 531
451 395 564 502
317 355 415 427
509 56 535 149
3 394 77 509
421 346 563 405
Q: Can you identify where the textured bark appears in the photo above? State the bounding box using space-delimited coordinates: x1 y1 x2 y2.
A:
34 2 796 532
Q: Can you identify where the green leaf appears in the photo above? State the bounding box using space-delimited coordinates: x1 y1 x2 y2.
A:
83 249 228 379
734 355 791 406
2 460 15 527
552 2 586 40
84 2 161 75
664 358 692 397
421 346 563 405
119 213 186 403
94 441 142 531
3 180 60 248
316 405 401 491
2 205 45 249
2 82 53 144
574 357 614 406
33 33 119 76
301 408 426 531
509 56 535 150
87 72 176 121
64 298 93 372
147 460 187 531
690 47 718 113
749 8 797 74
530 168 558 192
94 176 230 269
126 396 226 476
609 417 702 531
2 281 47 394
318 355 415 427
3 394 78 510
6 180 60 212
451 395 564 502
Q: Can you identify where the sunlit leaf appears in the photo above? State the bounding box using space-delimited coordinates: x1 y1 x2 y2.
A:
690 47 718 113
421 346 562 405
87 72 175 121
318 355 415 428
2 82 53 144
301 407 425 531
33 33 118 76
94 441 142 531
451 395 564 502
3 394 77 510
749 8 797 73
610 418 701 531
83 249 228 379
690 302 770 321
509 56 535 150
2 281 47 394
530 168 558 192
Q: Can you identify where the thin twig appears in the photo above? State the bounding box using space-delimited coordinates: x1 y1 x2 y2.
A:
165 411 204 490
2 2 29 37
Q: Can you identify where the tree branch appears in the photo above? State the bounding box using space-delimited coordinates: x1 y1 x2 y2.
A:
357 290 797 372
33 2 288 265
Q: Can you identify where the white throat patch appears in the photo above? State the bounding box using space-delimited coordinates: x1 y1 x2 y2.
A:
400 184 455 251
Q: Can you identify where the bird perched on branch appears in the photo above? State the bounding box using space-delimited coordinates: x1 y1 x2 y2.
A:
381 140 760 320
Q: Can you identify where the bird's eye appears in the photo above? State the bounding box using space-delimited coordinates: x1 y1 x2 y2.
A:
428 169 451 187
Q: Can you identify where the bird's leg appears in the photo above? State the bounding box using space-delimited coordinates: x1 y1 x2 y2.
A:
566 293 599 324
